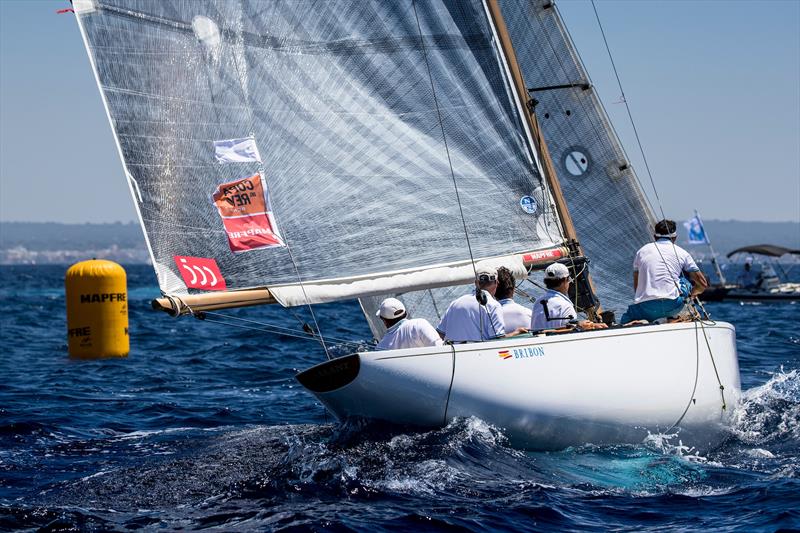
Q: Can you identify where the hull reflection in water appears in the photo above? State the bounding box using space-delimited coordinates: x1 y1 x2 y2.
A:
297 322 741 451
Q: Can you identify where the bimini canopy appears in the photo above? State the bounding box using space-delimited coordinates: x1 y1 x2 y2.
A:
726 244 800 258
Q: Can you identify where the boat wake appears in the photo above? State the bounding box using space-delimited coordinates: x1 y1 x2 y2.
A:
4 368 797 530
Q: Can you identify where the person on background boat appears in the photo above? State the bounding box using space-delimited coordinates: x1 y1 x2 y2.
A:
375 298 443 350
495 266 532 330
620 219 708 324
736 260 763 290
437 264 527 343
531 263 608 331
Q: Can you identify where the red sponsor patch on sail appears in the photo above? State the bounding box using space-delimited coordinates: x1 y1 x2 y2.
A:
212 173 284 253
174 256 227 290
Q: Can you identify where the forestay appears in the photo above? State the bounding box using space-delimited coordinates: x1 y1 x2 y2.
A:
74 0 567 306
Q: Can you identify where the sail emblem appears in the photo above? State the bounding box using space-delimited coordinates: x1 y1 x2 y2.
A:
519 195 538 214
562 147 591 177
174 256 227 291
212 174 285 253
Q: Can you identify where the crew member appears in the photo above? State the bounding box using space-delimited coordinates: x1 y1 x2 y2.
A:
531 262 608 331
620 219 708 324
437 264 526 342
375 298 443 350
495 266 532 331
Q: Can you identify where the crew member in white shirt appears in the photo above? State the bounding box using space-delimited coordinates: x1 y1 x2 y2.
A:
620 219 708 324
531 263 608 331
437 264 527 343
495 266 532 330
375 298 443 350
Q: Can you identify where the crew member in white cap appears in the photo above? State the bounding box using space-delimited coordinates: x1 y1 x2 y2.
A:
375 297 443 350
620 219 708 323
531 262 608 331
437 263 527 343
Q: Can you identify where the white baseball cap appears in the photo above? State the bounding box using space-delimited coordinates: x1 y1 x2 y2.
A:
376 297 406 319
474 262 498 282
544 262 570 280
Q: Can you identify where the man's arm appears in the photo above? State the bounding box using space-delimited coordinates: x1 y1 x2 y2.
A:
687 270 708 296
633 271 639 291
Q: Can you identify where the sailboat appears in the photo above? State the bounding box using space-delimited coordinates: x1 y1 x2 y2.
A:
71 0 740 450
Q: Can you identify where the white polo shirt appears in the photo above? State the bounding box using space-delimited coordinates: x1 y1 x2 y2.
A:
633 239 700 303
376 318 444 351
498 298 532 331
437 290 506 342
531 289 576 330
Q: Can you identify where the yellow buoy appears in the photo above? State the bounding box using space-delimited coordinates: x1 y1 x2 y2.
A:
65 259 129 359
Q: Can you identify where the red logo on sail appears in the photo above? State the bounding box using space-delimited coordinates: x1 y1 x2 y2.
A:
174 256 227 290
212 173 285 253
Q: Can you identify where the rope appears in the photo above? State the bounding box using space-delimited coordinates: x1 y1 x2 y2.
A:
442 343 457 425
194 312 366 348
590 0 665 222
412 0 490 338
228 42 331 361
202 311 361 347
665 320 702 432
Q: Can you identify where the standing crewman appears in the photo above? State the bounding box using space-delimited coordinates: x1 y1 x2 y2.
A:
531 263 608 331
620 219 708 324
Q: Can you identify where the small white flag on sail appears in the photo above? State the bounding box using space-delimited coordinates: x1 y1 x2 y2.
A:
213 136 262 163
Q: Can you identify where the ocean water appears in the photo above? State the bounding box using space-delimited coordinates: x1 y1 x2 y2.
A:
1 264 798 531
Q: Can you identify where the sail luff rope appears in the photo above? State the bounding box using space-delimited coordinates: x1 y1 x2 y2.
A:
411 0 492 340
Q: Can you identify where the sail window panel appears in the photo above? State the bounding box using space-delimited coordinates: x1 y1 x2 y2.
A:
499 0 656 313
77 0 565 298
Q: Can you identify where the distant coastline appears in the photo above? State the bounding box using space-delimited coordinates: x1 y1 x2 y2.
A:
0 220 797 265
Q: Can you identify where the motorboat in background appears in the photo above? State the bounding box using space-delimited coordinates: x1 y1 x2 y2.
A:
702 245 800 302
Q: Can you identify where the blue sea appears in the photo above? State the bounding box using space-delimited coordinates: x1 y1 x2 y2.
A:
1 265 798 531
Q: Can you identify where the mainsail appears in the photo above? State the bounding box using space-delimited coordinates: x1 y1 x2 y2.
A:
74 0 572 309
362 0 657 336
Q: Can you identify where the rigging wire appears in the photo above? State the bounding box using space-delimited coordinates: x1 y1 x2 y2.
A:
589 0 665 222
227 39 331 360
412 0 492 339
201 311 363 347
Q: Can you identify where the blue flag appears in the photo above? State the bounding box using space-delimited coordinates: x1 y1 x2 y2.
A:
683 215 708 244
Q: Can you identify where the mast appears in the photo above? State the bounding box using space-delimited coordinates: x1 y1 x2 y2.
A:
483 0 600 319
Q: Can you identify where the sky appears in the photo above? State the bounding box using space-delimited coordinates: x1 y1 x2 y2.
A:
0 0 798 224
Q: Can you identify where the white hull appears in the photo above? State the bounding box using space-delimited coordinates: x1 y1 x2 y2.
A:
296 322 741 450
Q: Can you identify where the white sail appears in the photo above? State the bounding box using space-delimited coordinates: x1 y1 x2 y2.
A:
74 0 569 306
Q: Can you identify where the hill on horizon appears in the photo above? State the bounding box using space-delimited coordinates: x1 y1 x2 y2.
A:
0 219 797 265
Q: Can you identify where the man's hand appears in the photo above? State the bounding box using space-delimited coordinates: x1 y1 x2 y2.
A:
506 327 529 337
578 320 608 330
688 270 709 296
